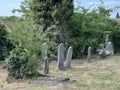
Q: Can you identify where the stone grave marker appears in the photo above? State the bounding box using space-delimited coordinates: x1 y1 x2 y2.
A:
57 43 65 70
43 57 49 74
42 42 48 59
105 34 109 50
66 46 73 68
87 47 91 63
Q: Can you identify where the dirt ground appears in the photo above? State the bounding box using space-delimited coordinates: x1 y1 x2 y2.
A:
0 55 120 90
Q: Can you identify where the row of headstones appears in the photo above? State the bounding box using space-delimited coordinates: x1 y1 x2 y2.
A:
42 43 74 74
57 43 73 70
42 34 113 74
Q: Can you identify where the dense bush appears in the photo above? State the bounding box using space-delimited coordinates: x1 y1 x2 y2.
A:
99 50 107 59
67 6 113 58
0 22 13 60
7 46 38 79
112 29 120 53
6 19 45 79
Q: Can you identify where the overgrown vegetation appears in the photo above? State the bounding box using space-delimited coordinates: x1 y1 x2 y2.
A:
0 0 120 79
67 5 119 58
14 0 74 57
7 47 38 79
112 25 120 53
0 22 13 61
6 19 45 79
99 50 107 59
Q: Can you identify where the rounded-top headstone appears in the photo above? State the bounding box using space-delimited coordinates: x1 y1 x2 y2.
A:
42 42 48 58
87 47 91 63
57 43 65 70
66 46 73 68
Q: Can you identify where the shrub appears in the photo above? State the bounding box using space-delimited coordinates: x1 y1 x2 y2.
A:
6 19 44 79
99 50 107 59
0 22 13 60
112 30 120 54
7 46 38 79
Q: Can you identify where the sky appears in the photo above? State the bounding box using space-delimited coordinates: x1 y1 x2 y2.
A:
0 0 120 18
0 0 23 16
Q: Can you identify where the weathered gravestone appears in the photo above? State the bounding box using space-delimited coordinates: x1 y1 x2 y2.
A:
105 34 109 50
108 42 113 51
43 57 49 74
104 34 114 55
42 42 48 59
57 43 65 70
87 47 91 63
106 42 114 55
66 46 73 68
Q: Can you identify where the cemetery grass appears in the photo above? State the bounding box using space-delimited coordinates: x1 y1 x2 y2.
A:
0 55 120 90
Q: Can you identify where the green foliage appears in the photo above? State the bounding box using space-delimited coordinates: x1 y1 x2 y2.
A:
67 4 120 58
112 28 120 53
4 0 120 80
30 0 73 56
7 18 45 79
0 22 13 60
68 5 112 58
99 50 107 59
7 46 38 79
16 0 73 57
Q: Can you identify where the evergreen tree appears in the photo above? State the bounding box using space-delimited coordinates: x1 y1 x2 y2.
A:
25 0 73 55
30 0 73 43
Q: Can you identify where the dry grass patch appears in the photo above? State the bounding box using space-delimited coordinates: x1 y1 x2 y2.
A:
0 55 120 90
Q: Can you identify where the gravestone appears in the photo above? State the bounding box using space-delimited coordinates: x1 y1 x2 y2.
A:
42 42 48 59
105 34 109 50
57 43 65 70
66 46 73 68
87 47 91 63
105 34 114 55
107 42 114 55
108 42 113 51
43 57 49 74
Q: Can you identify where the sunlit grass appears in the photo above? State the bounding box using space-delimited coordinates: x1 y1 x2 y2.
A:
0 55 120 90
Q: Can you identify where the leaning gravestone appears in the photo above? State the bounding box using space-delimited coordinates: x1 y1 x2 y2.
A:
105 34 109 50
42 42 48 59
43 57 49 74
57 43 65 70
66 46 73 68
87 47 91 63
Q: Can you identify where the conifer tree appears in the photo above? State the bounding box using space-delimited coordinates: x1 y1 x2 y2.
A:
31 0 73 43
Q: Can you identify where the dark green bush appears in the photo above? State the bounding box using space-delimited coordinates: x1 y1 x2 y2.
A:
112 29 120 53
67 5 118 58
7 47 38 79
0 22 13 60
6 19 44 79
99 50 107 59
67 11 104 58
